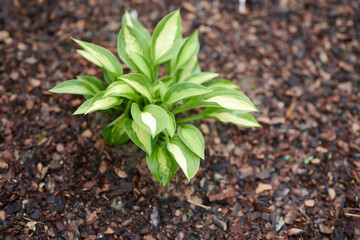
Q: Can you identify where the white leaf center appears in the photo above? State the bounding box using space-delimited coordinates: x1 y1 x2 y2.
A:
204 96 249 111
168 143 187 173
211 112 257 126
141 112 157 136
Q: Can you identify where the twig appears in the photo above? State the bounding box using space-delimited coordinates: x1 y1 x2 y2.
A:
343 208 360 212
187 199 211 210
298 207 311 220
22 216 44 224
345 213 360 218
104 150 112 161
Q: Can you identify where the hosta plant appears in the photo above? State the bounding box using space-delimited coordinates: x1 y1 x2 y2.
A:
50 10 260 186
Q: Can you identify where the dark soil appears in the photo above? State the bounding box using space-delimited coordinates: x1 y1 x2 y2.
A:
1 0 360 239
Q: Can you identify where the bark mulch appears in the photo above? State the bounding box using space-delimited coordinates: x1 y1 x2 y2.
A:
1 0 359 239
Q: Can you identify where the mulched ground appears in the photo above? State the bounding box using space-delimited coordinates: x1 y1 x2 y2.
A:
1 0 360 239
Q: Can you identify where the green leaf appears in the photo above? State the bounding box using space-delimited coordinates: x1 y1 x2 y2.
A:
128 51 153 80
159 76 175 87
163 82 212 104
165 111 176 137
166 135 200 180
177 55 198 81
124 118 153 155
174 87 258 113
72 38 123 75
117 25 150 72
205 79 239 90
73 98 92 115
118 73 154 102
157 80 168 101
85 91 123 114
102 68 117 84
183 72 219 85
178 124 205 159
49 80 96 96
131 103 169 138
77 76 106 93
103 113 129 146
201 108 261 127
104 81 139 101
175 30 200 70
122 11 151 42
151 10 182 64
146 142 178 186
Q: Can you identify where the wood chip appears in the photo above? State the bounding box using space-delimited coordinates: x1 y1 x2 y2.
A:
104 227 114 234
319 224 333 234
115 168 128 178
327 188 336 200
288 228 303 236
256 183 272 194
304 199 315 207
284 203 297 225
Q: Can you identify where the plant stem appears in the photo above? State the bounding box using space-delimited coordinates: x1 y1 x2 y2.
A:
176 114 204 124
152 64 160 82
124 101 132 116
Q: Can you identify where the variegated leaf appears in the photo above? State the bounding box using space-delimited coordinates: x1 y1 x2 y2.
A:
76 76 106 93
146 142 178 186
102 67 117 84
131 103 168 138
165 111 176 137
103 113 129 146
49 80 96 96
72 38 123 75
163 82 212 104
167 135 200 180
205 78 239 90
73 98 92 115
183 72 219 85
151 10 182 64
178 124 205 159
103 81 139 101
201 108 261 127
124 118 153 155
85 91 123 114
118 73 154 102
173 87 258 114
177 55 199 81
122 11 151 42
128 51 153 80
174 30 200 70
117 25 149 72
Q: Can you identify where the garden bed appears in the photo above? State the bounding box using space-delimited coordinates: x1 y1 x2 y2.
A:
0 0 359 239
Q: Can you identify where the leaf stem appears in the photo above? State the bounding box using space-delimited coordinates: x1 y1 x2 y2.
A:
124 100 132 116
152 64 160 82
176 114 204 124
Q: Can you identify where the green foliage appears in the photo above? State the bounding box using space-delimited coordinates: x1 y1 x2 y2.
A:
49 10 260 186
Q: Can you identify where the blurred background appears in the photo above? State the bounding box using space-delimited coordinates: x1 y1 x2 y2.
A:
0 0 359 239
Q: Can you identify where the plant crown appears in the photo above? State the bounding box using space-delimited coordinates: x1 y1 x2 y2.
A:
50 10 260 186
